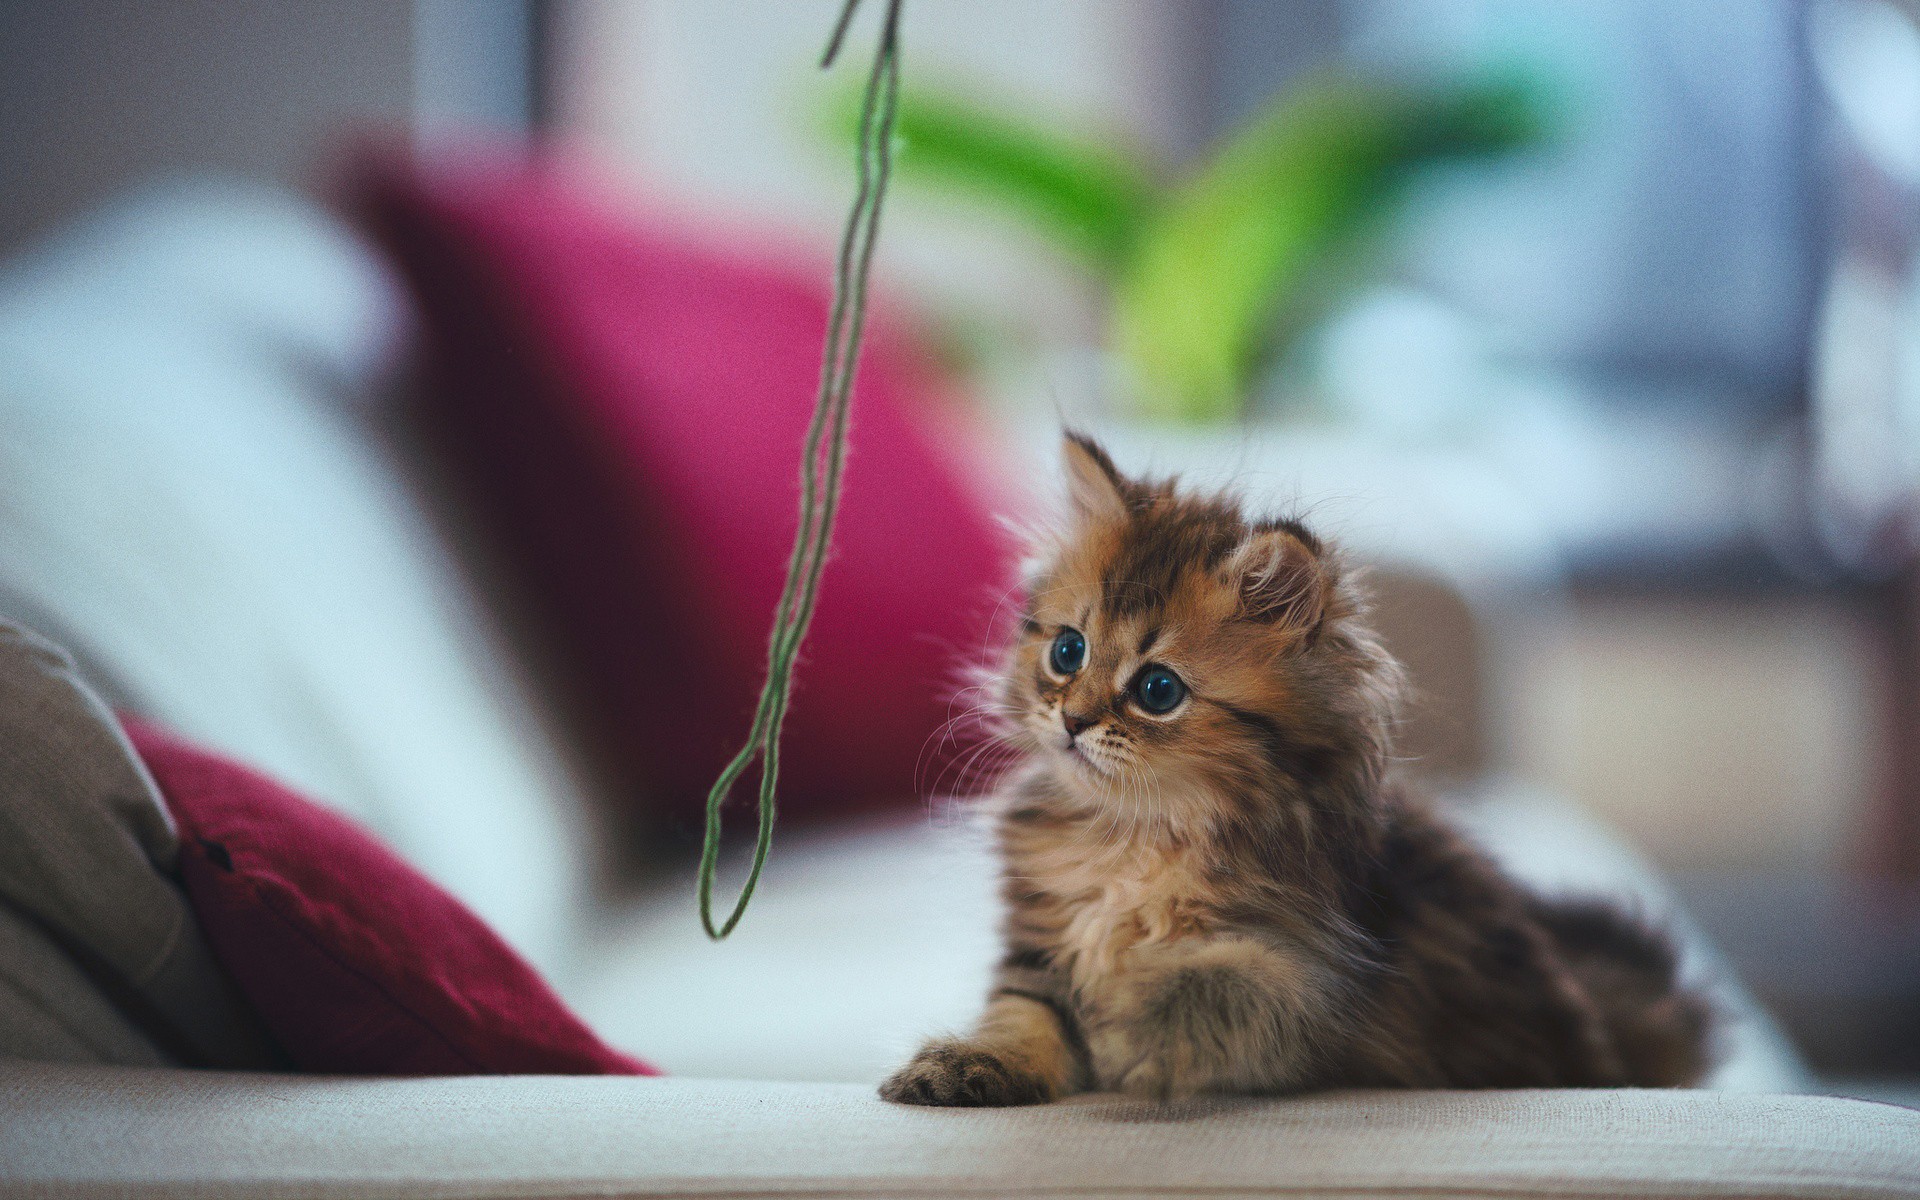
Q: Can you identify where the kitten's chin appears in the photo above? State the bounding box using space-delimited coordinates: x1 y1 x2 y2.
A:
1055 744 1114 788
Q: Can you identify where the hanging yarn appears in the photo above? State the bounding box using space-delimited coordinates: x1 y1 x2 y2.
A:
697 0 904 940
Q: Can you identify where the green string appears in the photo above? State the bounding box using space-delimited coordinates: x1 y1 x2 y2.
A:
698 0 903 940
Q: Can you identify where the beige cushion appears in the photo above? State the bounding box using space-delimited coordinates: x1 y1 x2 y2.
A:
1 1062 1913 1199
0 906 171 1067
0 620 277 1069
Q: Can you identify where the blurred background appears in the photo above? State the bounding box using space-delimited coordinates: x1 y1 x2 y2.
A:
3 0 1918 1098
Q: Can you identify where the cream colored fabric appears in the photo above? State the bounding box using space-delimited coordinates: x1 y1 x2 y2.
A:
1 1063 1913 1200
0 907 169 1066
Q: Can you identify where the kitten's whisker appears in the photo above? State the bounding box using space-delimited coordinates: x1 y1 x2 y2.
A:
914 695 1025 794
917 715 1005 789
927 730 1025 799
924 739 1001 798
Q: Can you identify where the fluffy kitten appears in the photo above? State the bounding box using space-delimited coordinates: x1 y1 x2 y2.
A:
881 434 1713 1105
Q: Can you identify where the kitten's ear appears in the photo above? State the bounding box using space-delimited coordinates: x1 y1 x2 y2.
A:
1061 431 1130 523
1227 523 1329 635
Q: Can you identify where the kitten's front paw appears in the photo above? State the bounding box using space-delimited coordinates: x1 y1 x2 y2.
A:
879 1039 1055 1107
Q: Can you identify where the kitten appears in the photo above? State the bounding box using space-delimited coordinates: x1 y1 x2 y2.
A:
881 433 1713 1105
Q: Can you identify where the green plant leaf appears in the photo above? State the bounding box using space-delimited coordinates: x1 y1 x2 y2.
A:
826 81 1153 271
1113 71 1545 423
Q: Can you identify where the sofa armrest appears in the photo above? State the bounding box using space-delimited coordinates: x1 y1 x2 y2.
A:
2 1062 1912 1199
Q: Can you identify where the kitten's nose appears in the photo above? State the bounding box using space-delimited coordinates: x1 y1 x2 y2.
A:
1063 713 1096 739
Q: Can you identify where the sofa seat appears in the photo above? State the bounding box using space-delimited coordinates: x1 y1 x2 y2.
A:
3 1061 1914 1200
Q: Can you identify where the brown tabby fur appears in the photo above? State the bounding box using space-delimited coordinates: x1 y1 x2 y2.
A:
881 434 1714 1106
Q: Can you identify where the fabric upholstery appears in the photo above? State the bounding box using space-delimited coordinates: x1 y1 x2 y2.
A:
359 156 1014 826
0 180 593 974
0 904 172 1067
2 1063 1914 1199
124 719 653 1078
0 619 278 1069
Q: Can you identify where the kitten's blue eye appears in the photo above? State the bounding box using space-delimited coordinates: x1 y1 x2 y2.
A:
1049 628 1087 675
1133 666 1187 714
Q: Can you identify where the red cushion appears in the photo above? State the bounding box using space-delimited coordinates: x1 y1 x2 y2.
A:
356 156 1011 824
126 719 655 1077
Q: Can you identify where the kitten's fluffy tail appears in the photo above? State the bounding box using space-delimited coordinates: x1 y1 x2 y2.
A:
1532 898 1717 1087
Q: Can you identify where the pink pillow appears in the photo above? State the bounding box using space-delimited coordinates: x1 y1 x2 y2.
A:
356 156 1012 825
126 719 655 1077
